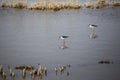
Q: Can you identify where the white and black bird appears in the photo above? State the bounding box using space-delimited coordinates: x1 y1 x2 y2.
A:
89 24 98 29
59 36 69 49
59 36 69 40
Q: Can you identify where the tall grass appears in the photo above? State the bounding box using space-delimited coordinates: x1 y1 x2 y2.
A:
111 1 120 6
84 0 93 8
9 0 27 8
29 0 82 11
1 0 7 7
0 0 120 10
94 0 108 9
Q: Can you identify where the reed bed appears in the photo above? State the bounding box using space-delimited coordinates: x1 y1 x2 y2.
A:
29 0 82 11
84 0 93 8
94 0 108 9
1 0 7 7
0 0 120 11
9 0 27 8
110 1 120 6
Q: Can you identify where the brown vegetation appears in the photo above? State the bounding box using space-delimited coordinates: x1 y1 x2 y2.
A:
9 0 27 8
94 0 108 9
98 60 113 64
111 1 120 6
15 64 33 71
0 0 120 11
84 0 93 8
28 0 82 11
1 0 7 7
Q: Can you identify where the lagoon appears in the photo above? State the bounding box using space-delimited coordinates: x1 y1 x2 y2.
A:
0 6 120 80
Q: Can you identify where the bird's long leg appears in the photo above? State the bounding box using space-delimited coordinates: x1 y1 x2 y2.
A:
92 28 94 33
63 39 66 46
92 28 96 34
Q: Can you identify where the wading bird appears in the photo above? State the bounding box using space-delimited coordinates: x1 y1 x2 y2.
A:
59 36 69 49
89 24 98 29
59 36 69 40
89 24 98 32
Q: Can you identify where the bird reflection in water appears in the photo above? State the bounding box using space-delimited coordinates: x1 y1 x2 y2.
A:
59 36 69 49
88 33 98 39
59 42 68 49
88 24 98 39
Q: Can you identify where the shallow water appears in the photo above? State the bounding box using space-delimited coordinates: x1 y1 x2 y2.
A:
0 6 120 80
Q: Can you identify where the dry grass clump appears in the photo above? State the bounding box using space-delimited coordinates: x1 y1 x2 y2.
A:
64 0 81 9
84 0 93 8
30 1 63 11
110 1 120 6
9 0 27 8
1 0 7 7
94 0 108 9
98 60 113 64
28 0 82 11
29 1 49 10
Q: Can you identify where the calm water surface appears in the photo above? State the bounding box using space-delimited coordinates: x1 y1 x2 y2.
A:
0 7 120 80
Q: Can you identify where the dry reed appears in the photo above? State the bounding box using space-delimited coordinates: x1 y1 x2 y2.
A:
110 1 120 6
0 0 120 11
94 0 108 9
9 0 27 8
1 0 7 7
84 0 93 8
28 0 82 11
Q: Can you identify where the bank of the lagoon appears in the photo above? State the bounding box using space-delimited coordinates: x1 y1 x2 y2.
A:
0 2 120 80
0 0 120 11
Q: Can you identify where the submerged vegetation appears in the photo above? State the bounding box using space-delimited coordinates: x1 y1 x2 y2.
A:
0 64 71 80
0 0 120 11
98 60 113 64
